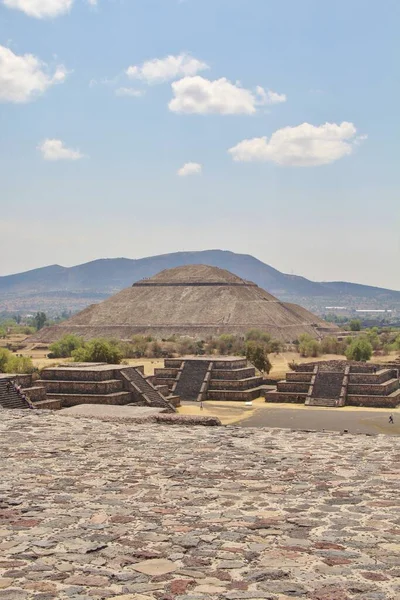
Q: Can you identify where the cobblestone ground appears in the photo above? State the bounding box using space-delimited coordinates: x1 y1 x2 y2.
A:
0 410 399 600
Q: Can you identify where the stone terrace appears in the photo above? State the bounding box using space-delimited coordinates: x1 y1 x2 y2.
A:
0 411 399 599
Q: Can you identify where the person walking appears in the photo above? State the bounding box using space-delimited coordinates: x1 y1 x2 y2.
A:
389 414 394 424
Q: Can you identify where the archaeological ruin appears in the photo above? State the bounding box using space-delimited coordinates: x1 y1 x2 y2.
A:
0 364 179 412
152 357 268 402
30 264 337 343
265 361 400 408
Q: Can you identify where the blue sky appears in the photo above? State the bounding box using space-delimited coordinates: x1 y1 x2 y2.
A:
0 0 399 289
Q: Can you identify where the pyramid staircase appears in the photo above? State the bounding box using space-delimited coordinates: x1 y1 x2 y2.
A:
154 358 267 402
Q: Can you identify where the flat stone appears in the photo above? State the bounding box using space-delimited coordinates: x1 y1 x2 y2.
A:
131 558 178 576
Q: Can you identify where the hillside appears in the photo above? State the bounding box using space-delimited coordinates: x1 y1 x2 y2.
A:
1 250 399 316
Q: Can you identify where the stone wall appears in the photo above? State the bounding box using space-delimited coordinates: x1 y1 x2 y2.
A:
276 381 311 393
286 372 313 382
265 392 306 403
349 370 397 384
347 395 400 408
348 380 399 396
209 376 263 390
38 380 124 395
212 367 255 380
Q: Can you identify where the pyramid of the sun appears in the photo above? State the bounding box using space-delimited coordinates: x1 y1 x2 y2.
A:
32 265 337 343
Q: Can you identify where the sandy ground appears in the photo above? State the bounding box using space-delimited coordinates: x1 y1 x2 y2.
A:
178 398 400 435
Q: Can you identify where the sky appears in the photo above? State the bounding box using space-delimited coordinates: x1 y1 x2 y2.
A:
0 0 399 289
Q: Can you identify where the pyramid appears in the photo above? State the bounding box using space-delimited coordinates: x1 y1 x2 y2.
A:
32 265 337 343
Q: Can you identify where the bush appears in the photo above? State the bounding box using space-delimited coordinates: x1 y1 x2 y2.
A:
246 341 272 374
48 334 84 358
72 339 123 364
349 319 362 332
298 334 321 358
345 337 373 362
0 348 34 373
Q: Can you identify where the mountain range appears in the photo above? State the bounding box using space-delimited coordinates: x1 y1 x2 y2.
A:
1 250 399 316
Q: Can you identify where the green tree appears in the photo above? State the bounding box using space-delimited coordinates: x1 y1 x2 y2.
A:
34 312 47 331
72 339 122 364
345 337 373 361
0 348 10 372
298 334 321 358
48 334 84 358
349 319 362 332
246 341 272 374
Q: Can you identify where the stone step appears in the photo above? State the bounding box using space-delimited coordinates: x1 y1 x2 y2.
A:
306 398 338 407
35 399 62 410
46 391 133 408
207 386 268 402
208 376 264 391
37 379 124 395
264 391 307 404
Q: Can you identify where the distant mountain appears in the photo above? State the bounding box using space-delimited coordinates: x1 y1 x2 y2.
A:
1 250 399 316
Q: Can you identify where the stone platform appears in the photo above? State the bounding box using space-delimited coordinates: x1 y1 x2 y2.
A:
0 410 399 599
154 357 268 402
265 363 400 408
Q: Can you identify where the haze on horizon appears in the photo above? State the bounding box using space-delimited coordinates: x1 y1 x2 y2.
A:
0 0 399 289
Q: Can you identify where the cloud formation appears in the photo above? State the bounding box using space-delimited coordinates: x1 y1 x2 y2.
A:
3 0 73 18
169 76 286 115
0 45 67 103
115 87 144 97
37 139 85 161
177 162 202 177
127 53 208 84
228 122 365 166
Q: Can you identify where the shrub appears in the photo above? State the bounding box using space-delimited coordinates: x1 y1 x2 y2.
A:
345 337 373 362
298 334 321 358
0 348 34 373
48 334 84 358
349 319 362 332
246 341 272 374
72 339 123 364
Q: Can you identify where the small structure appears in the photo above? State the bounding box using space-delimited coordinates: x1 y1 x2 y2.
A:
36 363 178 412
153 357 268 402
265 361 400 408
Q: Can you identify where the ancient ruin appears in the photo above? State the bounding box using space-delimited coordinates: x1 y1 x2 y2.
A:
0 364 179 412
30 265 337 343
153 357 267 402
266 361 400 408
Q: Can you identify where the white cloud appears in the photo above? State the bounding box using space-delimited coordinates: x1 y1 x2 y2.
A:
115 87 144 97
177 162 202 177
37 139 85 161
169 76 286 115
3 0 73 18
87 0 97 4
255 86 287 105
228 122 365 167
0 45 68 103
127 53 208 84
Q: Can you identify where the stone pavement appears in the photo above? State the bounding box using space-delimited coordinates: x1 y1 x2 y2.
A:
0 409 399 600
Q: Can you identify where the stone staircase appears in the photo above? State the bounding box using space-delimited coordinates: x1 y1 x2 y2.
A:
0 378 29 410
118 368 177 411
305 371 344 407
175 361 210 400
